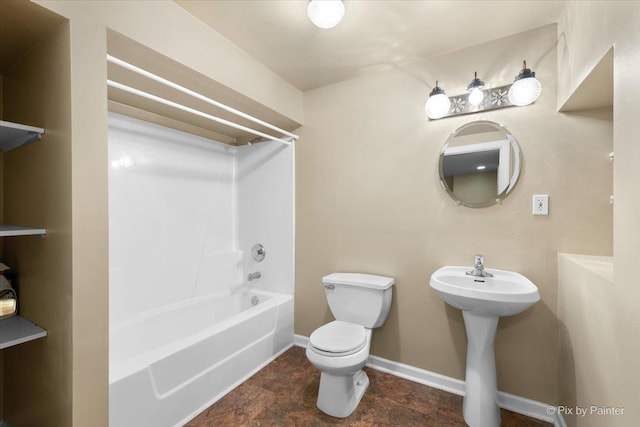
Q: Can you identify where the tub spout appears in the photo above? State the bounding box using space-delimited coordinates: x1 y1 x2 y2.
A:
247 272 261 281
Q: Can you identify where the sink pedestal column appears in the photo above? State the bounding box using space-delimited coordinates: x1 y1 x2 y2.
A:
462 311 500 427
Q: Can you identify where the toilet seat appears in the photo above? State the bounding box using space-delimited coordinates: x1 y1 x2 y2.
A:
309 321 367 357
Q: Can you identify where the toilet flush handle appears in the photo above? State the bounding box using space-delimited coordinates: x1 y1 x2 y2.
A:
324 284 335 290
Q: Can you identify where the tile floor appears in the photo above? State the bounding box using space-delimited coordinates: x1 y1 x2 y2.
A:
187 346 551 426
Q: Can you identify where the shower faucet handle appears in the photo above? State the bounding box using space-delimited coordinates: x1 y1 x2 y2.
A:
252 244 266 262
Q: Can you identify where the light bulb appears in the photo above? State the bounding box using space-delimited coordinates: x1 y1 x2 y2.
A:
425 94 451 119
508 77 542 106
466 71 485 107
307 0 345 29
508 60 542 106
468 88 484 106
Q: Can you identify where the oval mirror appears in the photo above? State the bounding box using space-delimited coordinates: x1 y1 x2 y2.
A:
438 120 521 208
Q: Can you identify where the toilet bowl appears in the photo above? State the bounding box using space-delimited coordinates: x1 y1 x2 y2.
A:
306 321 372 417
306 273 394 418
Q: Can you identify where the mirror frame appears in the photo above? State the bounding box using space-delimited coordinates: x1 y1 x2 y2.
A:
438 120 522 208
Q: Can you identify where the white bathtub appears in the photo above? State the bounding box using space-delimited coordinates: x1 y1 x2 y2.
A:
109 288 294 426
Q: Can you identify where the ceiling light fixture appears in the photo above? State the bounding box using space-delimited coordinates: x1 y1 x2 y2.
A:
425 81 451 119
307 0 345 29
507 60 542 106
467 72 485 106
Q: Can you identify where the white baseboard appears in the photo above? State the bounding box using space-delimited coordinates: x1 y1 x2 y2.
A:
554 412 568 427
295 334 563 426
367 351 465 396
293 333 308 348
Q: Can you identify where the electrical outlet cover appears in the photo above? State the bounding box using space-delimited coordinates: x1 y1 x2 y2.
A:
533 195 549 215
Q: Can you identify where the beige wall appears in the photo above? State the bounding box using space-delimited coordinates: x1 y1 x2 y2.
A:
37 0 303 125
557 2 640 426
558 254 616 427
296 25 613 404
67 19 110 427
2 21 73 427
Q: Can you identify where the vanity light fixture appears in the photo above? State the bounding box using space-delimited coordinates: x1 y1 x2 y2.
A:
425 81 452 119
508 60 542 106
307 0 345 29
467 72 485 107
426 60 542 120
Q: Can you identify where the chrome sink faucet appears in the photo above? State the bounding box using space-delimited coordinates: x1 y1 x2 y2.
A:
247 272 261 281
466 255 493 278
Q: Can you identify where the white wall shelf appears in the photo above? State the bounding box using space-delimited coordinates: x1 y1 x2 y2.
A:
0 224 46 237
0 315 47 350
0 120 45 152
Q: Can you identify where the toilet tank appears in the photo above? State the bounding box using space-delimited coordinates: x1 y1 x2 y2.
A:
322 273 395 328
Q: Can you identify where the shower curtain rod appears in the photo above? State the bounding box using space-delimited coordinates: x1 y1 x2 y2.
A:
107 80 293 146
106 54 298 145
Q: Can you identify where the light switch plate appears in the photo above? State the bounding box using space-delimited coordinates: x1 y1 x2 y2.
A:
533 195 549 215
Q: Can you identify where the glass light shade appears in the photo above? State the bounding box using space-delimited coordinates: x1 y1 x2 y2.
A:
508 77 542 106
307 0 345 29
425 93 451 119
468 88 484 106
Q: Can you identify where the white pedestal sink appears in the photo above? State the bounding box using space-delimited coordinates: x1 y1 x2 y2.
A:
430 266 540 427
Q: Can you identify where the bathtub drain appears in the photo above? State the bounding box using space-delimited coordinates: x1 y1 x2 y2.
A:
251 296 259 306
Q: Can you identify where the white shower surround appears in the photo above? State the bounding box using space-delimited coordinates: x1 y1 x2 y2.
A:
108 113 294 426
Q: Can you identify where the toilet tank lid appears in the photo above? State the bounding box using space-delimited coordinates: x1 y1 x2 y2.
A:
322 273 395 290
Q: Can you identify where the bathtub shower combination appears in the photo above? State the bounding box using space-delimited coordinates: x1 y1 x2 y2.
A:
108 113 294 426
109 288 292 426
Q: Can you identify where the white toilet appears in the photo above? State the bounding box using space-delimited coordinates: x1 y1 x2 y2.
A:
306 272 395 418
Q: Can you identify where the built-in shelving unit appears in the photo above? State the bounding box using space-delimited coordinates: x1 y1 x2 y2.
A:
0 224 46 237
0 316 47 350
0 120 49 348
0 121 48 237
0 120 45 152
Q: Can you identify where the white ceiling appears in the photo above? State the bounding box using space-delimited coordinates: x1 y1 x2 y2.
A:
176 0 566 91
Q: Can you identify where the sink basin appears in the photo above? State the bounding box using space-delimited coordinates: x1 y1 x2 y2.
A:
429 265 540 427
430 266 539 316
